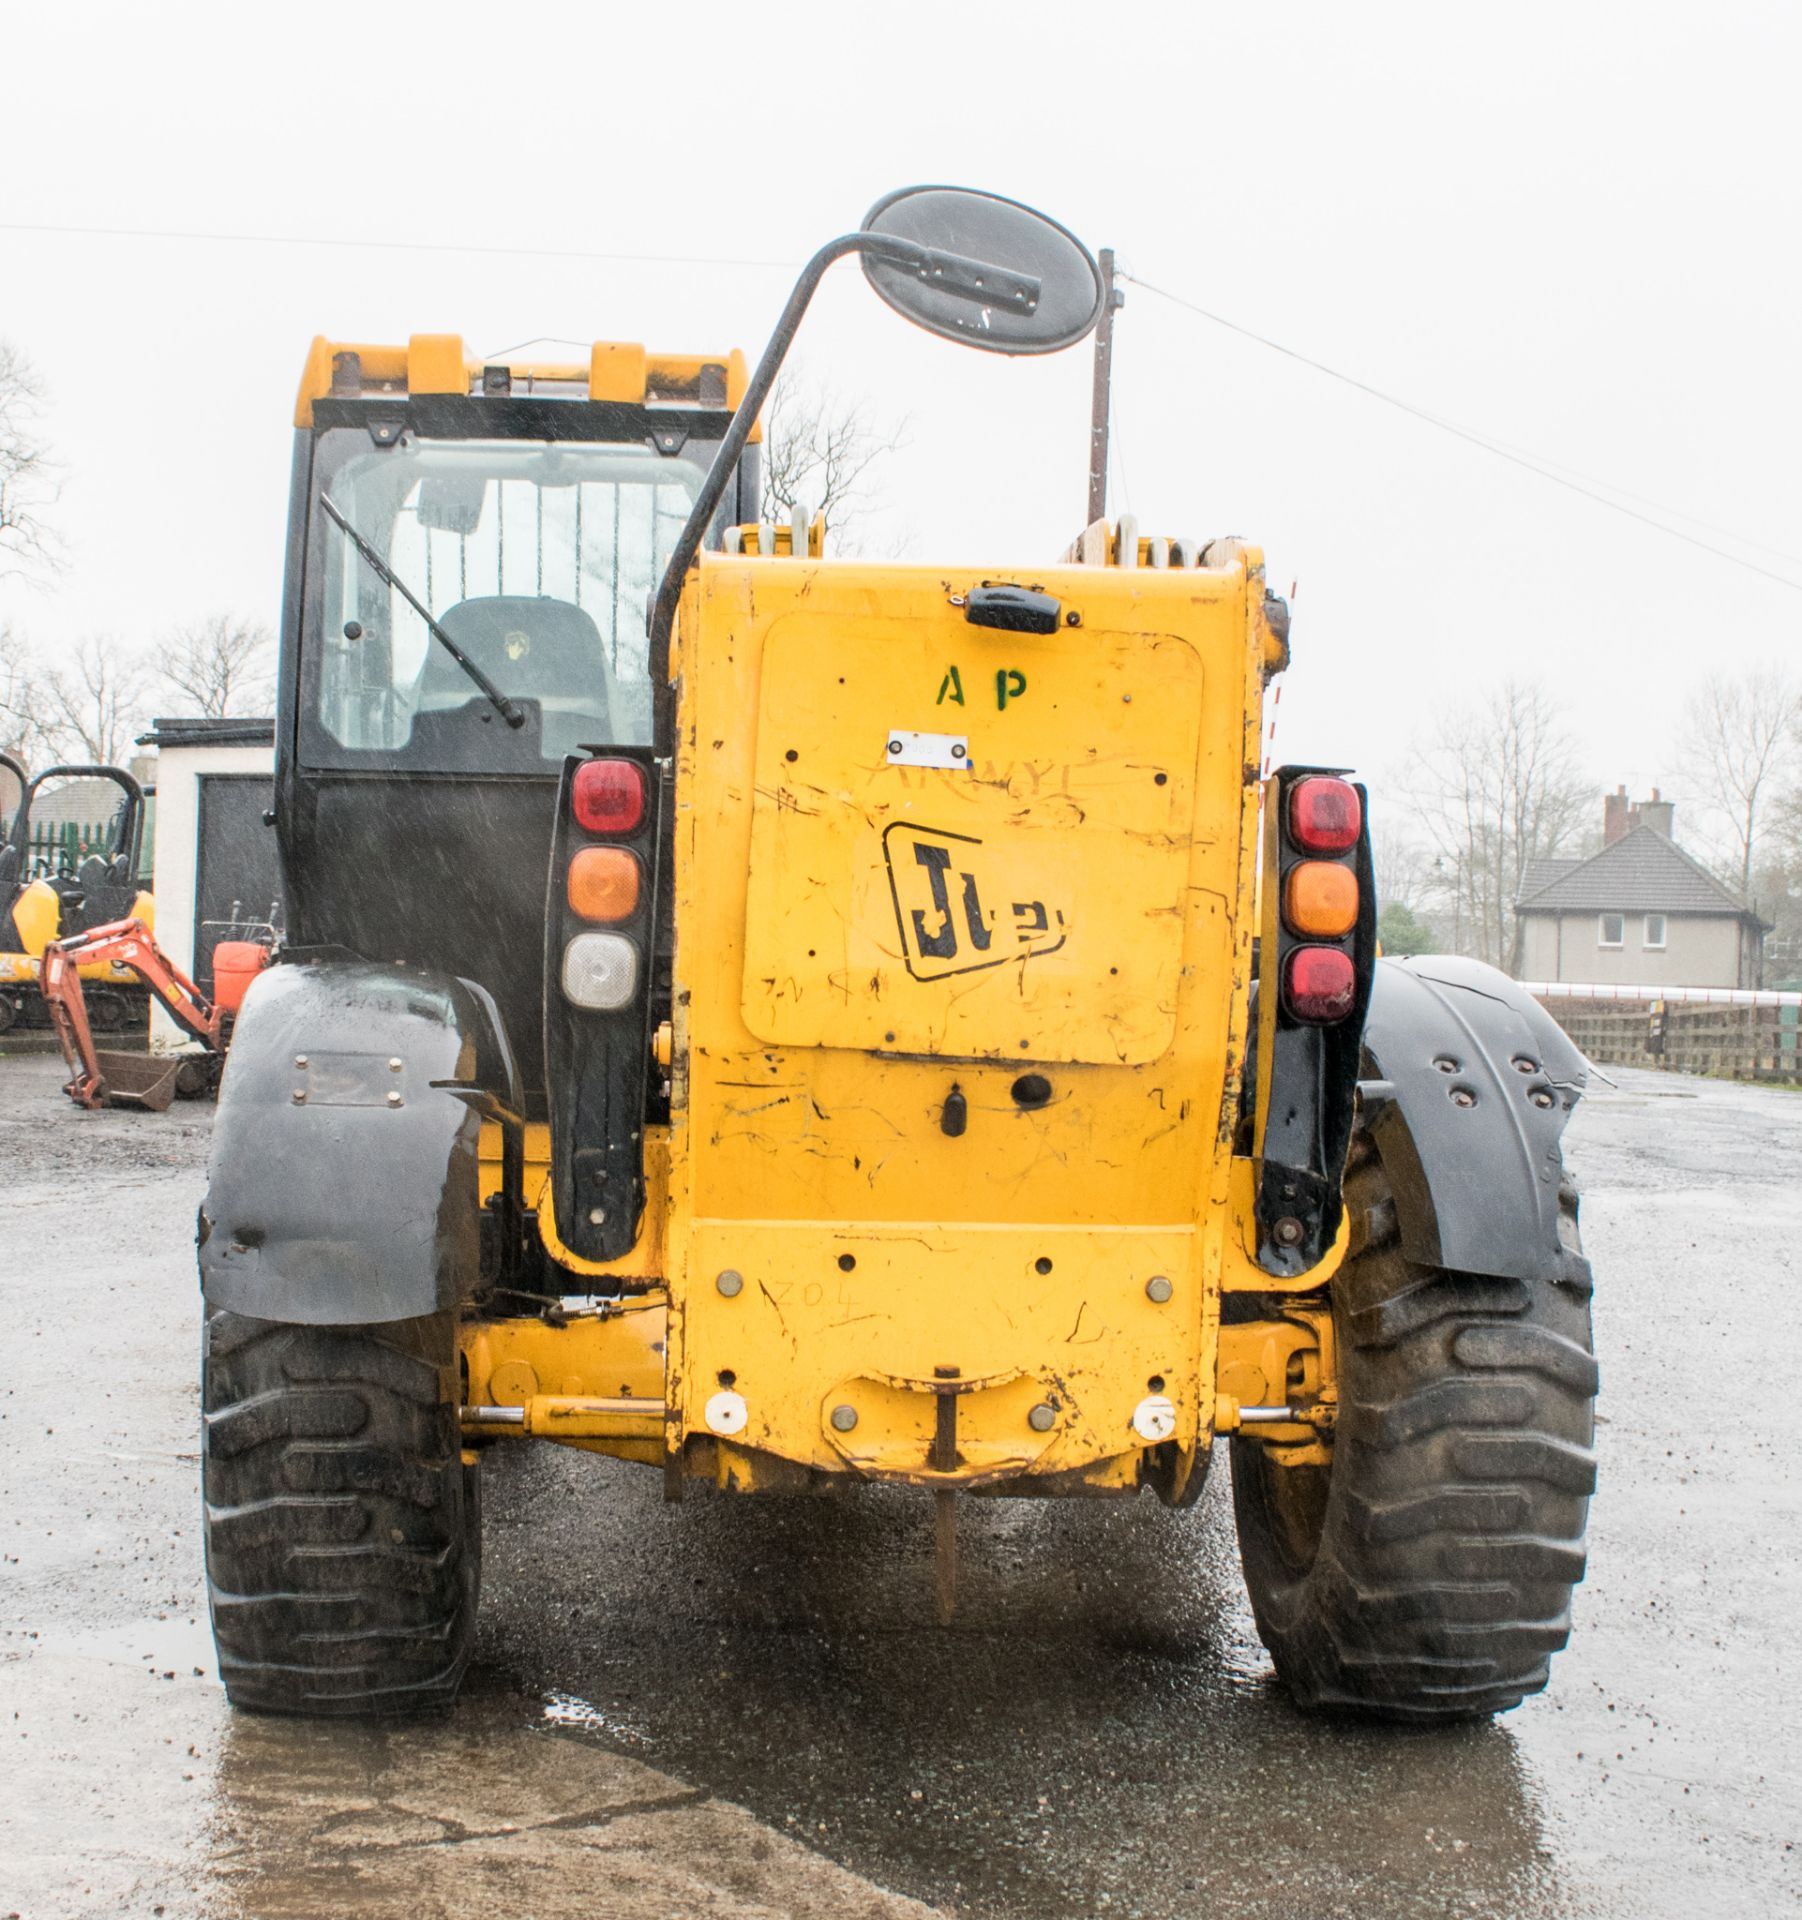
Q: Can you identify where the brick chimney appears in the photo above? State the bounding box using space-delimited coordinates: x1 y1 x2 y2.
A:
1604 786 1676 843
1603 785 1631 846
1638 787 1674 838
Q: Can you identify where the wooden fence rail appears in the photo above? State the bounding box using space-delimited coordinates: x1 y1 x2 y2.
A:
1539 998 1802 1084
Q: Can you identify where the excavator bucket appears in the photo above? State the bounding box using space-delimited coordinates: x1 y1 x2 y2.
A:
89 1050 182 1112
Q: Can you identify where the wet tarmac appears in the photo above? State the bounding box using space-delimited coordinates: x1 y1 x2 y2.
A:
2 1044 1797 1917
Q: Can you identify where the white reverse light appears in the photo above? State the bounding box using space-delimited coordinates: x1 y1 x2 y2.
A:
1131 1395 1177 1443
562 932 639 1010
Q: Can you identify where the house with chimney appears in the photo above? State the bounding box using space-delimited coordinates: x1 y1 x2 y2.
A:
1514 788 1769 989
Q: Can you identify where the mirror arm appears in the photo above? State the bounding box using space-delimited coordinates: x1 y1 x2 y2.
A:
648 229 951 737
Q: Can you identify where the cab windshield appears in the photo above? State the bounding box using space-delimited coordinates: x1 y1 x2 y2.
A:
303 429 706 767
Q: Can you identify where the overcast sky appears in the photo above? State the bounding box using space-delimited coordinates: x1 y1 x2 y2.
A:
3 1 1797 828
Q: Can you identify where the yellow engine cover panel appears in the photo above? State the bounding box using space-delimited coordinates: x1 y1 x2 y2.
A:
669 553 1270 1487
741 617 1204 1065
3 880 61 973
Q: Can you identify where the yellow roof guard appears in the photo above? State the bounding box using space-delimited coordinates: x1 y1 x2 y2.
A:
294 334 751 431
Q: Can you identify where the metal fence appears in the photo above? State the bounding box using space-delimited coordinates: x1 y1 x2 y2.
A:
24 819 120 875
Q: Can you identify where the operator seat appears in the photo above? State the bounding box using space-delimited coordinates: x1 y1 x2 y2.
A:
419 595 617 753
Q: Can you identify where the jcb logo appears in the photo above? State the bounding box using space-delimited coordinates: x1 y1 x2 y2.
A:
882 823 1067 981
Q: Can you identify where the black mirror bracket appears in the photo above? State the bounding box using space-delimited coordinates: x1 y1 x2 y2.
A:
649 229 1008 741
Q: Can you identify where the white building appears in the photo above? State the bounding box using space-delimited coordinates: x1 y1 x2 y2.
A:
1515 789 1767 990
138 718 281 1053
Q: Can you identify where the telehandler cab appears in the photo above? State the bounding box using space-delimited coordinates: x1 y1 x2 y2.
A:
199 187 1596 1722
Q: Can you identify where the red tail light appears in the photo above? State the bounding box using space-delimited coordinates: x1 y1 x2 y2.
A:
1283 945 1357 1023
1288 777 1361 854
572 758 646 835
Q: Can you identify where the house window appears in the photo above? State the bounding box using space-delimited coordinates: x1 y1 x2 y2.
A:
1644 914 1667 949
1598 914 1624 948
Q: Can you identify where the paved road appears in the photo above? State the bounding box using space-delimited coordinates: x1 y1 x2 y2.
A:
2 1047 1797 1918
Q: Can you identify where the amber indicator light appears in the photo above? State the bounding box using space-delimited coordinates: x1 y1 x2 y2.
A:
567 846 641 922
1283 860 1359 938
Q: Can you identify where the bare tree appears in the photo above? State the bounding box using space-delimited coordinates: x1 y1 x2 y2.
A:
760 369 908 551
1772 779 1802 862
0 624 55 763
36 636 151 765
0 342 60 581
1370 822 1456 952
1371 821 1439 916
1674 666 1800 897
158 614 276 717
1404 679 1594 972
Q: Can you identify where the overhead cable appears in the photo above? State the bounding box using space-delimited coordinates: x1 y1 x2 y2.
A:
1119 270 1802 594
13 215 1796 590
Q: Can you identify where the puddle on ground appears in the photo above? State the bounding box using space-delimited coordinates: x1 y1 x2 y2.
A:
541 1687 653 1745
28 1612 220 1683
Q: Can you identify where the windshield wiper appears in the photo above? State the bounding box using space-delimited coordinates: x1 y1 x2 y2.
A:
318 493 525 730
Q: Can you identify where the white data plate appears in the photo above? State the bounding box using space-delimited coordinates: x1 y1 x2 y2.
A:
884 729 970 770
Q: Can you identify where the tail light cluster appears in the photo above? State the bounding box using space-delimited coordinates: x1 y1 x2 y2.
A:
562 759 647 1011
1252 765 1377 1276
1276 773 1369 1025
546 751 660 1262
1258 764 1374 1274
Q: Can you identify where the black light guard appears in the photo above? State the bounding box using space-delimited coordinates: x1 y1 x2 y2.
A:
543 748 662 1265
1251 767 1379 1277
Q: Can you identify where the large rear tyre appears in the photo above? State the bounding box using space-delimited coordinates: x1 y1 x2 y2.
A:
1231 1129 1596 1720
202 1309 480 1716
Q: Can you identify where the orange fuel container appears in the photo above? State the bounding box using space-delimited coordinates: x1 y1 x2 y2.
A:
212 942 272 1014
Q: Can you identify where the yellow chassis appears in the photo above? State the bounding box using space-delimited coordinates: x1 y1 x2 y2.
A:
461 1300 1334 1488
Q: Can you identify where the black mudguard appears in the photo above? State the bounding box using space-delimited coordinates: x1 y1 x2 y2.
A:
198 959 493 1326
1359 956 1591 1288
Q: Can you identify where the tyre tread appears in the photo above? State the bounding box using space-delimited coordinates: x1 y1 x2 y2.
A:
202 1308 478 1717
1232 1153 1594 1720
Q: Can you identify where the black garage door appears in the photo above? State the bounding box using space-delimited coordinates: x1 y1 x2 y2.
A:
194 774 285 995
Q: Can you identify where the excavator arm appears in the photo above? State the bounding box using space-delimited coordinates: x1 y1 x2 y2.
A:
41 917 265 1110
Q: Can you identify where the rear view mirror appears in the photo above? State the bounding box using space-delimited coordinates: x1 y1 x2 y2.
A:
861 186 1103 355
418 473 488 535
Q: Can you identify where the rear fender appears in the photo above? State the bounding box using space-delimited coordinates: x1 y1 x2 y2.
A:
1358 956 1590 1287
198 959 501 1325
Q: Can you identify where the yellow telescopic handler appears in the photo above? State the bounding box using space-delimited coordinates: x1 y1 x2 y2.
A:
198 187 1595 1721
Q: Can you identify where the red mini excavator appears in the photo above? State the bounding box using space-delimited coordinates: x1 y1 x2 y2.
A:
41 918 271 1111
